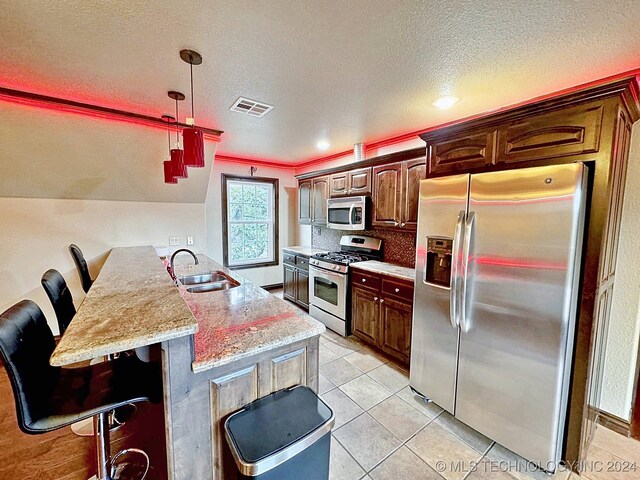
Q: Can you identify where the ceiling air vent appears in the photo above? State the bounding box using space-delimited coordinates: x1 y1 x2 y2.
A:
230 97 274 117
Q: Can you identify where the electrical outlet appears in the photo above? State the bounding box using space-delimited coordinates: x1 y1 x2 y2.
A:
187 236 194 246
169 236 180 246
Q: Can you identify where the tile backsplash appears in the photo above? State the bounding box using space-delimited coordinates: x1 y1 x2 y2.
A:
312 226 416 267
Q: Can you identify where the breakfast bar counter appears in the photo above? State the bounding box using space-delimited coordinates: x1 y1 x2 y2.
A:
51 245 324 480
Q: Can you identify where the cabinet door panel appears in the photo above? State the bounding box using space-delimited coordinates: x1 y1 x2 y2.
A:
497 103 603 164
380 297 412 364
297 269 310 308
298 180 312 224
271 348 307 391
401 159 426 230
372 163 402 228
312 177 329 225
348 167 372 195
284 265 297 301
428 130 496 175
352 286 380 345
329 173 349 197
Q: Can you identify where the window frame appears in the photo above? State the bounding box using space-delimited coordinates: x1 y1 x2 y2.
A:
221 174 279 269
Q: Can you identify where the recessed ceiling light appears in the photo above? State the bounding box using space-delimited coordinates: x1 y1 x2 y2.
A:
316 140 330 151
432 95 460 110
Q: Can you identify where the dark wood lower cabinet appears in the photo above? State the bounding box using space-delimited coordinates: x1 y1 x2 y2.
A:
352 286 380 344
350 268 413 365
283 251 310 310
297 269 309 308
283 264 297 302
380 296 412 364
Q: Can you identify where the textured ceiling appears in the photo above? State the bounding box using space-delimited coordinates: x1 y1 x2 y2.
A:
1 0 639 165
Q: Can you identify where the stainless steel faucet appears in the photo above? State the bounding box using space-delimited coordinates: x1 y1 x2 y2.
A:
170 249 199 276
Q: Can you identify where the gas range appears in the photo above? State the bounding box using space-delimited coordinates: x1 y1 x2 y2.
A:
309 235 383 274
308 235 383 337
309 252 372 274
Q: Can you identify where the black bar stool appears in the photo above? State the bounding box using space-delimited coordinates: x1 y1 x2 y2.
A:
69 244 94 293
0 300 160 480
41 269 136 437
41 268 76 336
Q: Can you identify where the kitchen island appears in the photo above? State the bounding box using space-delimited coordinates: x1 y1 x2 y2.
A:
51 246 325 480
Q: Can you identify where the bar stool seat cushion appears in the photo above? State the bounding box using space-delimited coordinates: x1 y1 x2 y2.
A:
0 300 161 435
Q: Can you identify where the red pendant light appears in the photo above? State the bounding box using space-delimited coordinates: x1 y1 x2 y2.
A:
168 91 188 179
180 49 205 168
162 114 177 184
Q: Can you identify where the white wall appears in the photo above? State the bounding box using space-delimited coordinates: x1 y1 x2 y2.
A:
204 160 299 286
0 197 206 334
600 127 640 420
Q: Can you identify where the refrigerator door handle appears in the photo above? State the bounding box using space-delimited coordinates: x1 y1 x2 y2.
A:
449 210 466 329
459 211 475 333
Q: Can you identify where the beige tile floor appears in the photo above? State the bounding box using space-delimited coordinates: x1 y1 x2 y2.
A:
316 329 575 480
273 289 640 479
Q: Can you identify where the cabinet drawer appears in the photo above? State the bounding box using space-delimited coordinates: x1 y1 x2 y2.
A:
295 255 309 271
496 103 604 164
382 278 414 302
351 270 381 291
283 252 296 266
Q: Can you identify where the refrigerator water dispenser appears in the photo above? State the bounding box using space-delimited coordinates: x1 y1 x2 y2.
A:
425 237 453 288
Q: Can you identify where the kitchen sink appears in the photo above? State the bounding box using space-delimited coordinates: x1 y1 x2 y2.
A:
185 281 237 294
179 272 228 285
178 270 240 293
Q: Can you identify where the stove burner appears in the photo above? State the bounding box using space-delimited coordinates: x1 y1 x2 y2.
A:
314 252 368 265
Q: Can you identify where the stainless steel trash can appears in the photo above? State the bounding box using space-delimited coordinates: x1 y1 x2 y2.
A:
224 385 335 480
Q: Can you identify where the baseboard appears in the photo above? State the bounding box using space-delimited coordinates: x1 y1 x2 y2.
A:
262 283 284 291
594 407 631 437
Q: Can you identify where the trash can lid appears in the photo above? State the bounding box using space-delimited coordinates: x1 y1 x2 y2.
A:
224 385 334 475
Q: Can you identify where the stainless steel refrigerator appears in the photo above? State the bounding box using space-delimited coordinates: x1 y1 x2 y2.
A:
410 163 587 469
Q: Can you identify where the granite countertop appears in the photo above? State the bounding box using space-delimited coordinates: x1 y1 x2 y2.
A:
50 246 198 366
351 260 416 282
172 255 325 373
282 246 328 257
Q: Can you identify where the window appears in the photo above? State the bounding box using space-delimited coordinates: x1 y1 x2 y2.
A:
222 175 279 268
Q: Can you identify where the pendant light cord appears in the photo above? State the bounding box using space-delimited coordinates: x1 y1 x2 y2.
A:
190 60 195 119
174 98 179 144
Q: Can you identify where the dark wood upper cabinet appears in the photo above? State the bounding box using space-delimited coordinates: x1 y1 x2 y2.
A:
400 159 426 230
426 129 497 175
311 176 328 225
348 167 372 195
298 179 312 224
372 162 402 228
329 172 349 197
496 103 604 164
329 167 372 197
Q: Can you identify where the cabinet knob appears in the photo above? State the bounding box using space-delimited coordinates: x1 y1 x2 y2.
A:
394 222 399 226
395 288 400 293
374 297 378 301
362 278 366 283
401 223 406 227
380 299 385 303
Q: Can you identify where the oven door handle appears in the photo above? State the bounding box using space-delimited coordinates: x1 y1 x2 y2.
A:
310 265 345 279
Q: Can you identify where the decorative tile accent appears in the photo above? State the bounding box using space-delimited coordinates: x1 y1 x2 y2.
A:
312 227 416 267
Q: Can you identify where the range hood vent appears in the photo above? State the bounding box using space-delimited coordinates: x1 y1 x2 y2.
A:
230 97 274 117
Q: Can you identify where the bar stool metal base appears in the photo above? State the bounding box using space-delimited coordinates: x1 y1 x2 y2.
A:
90 412 149 480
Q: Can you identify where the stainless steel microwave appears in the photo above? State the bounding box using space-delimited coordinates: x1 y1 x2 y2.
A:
326 196 368 230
